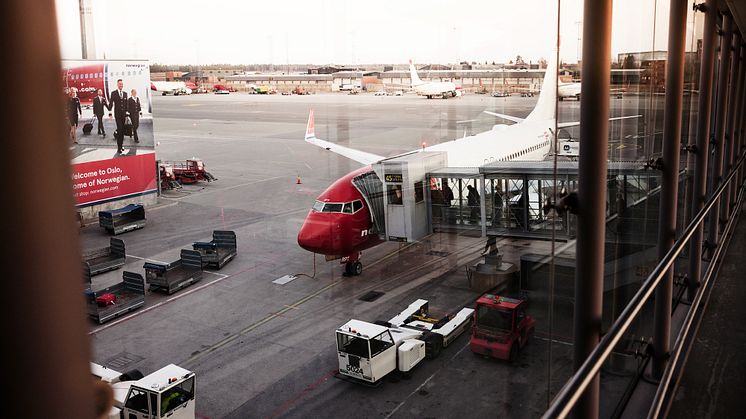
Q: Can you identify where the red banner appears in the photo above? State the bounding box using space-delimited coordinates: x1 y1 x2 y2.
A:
72 153 157 206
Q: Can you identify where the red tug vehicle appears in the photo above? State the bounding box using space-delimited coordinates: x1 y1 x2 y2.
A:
159 158 217 189
469 294 535 362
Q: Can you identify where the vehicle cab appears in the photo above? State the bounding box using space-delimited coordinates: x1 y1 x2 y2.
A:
336 320 399 383
469 294 535 361
110 364 196 419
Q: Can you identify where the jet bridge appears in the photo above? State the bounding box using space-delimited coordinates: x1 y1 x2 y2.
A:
365 151 447 243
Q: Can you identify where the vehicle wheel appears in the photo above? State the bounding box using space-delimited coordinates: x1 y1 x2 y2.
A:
352 261 363 276
558 96 563 101
442 93 448 99
576 94 581 101
509 343 518 363
426 95 432 99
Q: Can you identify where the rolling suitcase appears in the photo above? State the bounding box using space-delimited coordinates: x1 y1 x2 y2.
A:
123 117 133 137
82 117 95 134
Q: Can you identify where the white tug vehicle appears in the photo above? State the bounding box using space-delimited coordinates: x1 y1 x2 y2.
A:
336 299 474 384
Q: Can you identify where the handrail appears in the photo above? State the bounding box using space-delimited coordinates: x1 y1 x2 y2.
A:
542 153 746 419
647 180 745 418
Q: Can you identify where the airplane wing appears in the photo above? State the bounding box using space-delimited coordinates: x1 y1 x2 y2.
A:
483 110 525 124
304 109 385 165
557 114 642 129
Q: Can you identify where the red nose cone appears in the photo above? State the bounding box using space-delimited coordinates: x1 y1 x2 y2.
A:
297 214 334 254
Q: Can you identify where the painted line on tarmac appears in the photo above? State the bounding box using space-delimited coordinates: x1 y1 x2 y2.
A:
88 266 249 336
182 279 344 366
385 340 471 419
126 254 167 264
266 369 338 419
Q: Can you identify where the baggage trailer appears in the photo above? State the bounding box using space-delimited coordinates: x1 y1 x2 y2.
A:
144 249 203 294
192 230 237 269
91 363 196 419
85 271 146 324
83 237 126 283
336 299 474 384
99 204 146 235
161 159 217 185
469 294 535 361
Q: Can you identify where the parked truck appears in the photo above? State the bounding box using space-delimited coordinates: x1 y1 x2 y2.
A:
144 249 203 294
83 238 126 283
192 230 237 269
469 294 535 361
91 362 196 419
335 299 473 384
85 271 146 324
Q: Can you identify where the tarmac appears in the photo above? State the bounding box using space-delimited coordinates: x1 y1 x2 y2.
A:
81 91 667 418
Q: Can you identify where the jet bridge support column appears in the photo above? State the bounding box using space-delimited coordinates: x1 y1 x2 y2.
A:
687 0 718 303
706 13 734 259
573 0 613 417
720 33 742 232
480 176 487 237
652 0 689 381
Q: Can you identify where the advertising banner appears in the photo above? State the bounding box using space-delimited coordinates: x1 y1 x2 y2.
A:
62 59 157 207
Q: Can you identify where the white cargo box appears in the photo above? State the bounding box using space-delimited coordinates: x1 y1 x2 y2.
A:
397 339 425 372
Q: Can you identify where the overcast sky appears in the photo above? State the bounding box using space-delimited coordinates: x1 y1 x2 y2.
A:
56 0 698 65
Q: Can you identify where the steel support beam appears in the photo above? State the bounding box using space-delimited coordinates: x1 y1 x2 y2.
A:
572 0 612 416
706 13 734 258
652 0 689 380
2 0 96 418
720 33 742 229
688 0 719 302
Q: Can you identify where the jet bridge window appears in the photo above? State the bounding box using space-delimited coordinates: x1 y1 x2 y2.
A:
414 181 424 203
388 185 403 205
337 332 370 359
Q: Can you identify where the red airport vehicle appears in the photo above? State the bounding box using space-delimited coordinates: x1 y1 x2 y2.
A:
161 159 217 185
469 294 535 362
159 165 182 190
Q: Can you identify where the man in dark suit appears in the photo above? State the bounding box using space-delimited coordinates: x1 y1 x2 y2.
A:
109 79 128 153
127 89 142 143
92 89 108 137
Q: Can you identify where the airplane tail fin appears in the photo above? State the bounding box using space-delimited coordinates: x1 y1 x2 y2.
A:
305 109 315 140
409 60 424 87
525 49 558 122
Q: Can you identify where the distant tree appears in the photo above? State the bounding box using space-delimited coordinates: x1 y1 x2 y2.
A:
515 55 525 65
538 58 548 69
622 54 637 69
492 61 496 65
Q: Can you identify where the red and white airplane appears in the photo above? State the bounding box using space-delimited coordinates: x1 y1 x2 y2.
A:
297 52 639 275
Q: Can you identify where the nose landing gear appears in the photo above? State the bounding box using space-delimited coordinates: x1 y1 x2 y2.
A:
342 252 363 276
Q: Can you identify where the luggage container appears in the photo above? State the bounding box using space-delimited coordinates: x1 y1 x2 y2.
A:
82 237 126 283
192 230 237 269
144 249 203 294
85 271 146 324
99 204 146 235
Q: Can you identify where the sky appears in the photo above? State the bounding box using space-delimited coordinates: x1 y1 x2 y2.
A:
56 0 699 65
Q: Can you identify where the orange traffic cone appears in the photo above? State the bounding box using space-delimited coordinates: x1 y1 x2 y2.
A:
296 175 302 184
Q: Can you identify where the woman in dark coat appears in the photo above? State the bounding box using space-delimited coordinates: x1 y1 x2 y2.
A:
68 87 82 144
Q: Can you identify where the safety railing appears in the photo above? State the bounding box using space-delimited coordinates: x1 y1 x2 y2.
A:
542 153 746 419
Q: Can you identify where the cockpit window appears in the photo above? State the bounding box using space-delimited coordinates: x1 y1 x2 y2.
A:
352 200 363 212
342 203 353 213
312 201 325 212
322 203 343 213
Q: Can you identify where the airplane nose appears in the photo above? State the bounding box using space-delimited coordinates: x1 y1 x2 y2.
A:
297 215 333 254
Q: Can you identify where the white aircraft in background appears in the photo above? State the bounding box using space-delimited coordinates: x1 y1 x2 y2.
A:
150 81 191 96
557 81 625 101
409 60 460 99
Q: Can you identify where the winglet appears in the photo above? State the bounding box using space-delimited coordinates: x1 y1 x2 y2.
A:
305 109 315 140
